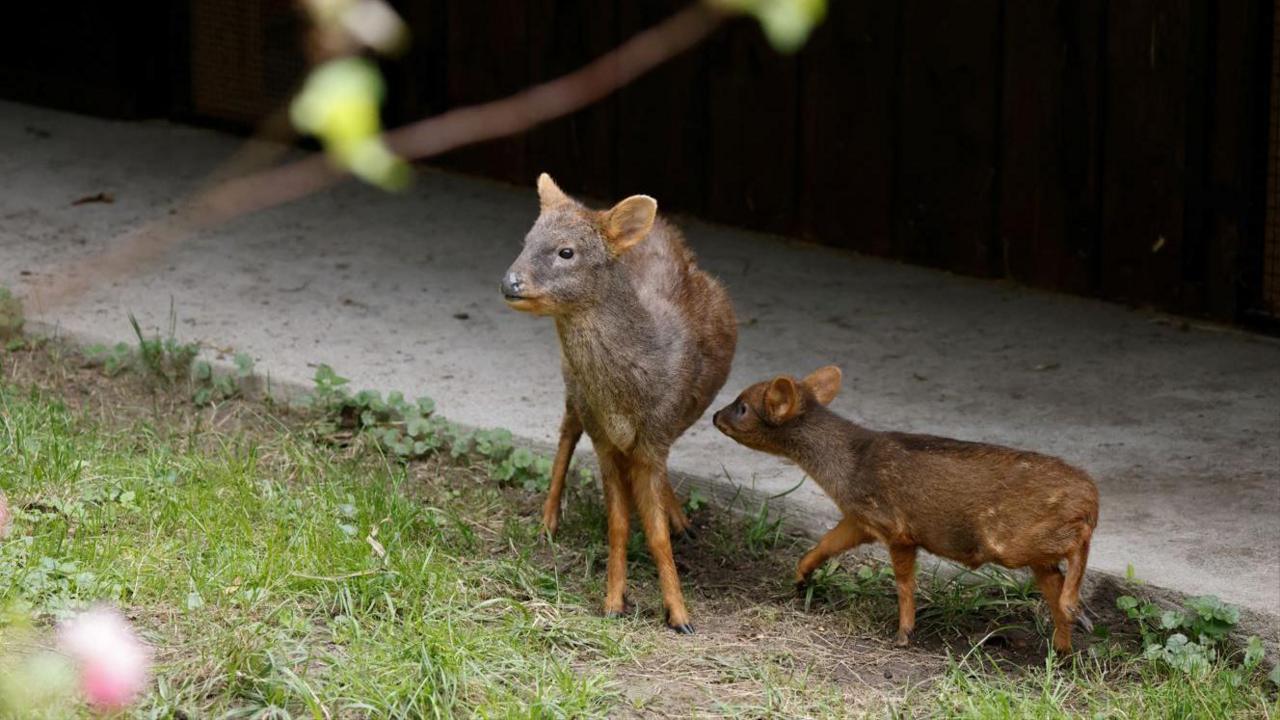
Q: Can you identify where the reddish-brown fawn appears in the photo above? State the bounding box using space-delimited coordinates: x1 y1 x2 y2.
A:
501 174 737 633
713 366 1099 653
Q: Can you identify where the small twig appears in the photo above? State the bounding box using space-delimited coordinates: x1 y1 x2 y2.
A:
290 568 394 582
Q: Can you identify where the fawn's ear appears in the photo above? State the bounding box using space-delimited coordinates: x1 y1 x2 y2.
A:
803 365 842 406
537 173 570 211
764 376 801 424
603 195 657 254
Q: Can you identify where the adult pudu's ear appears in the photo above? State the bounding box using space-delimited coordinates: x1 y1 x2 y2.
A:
603 195 657 255
803 365 842 406
764 376 801 424
537 173 570 211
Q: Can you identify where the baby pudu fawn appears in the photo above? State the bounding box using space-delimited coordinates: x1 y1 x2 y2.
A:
501 174 737 633
713 366 1099 653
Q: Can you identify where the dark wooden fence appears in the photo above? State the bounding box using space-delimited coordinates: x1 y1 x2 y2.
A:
2 0 1276 327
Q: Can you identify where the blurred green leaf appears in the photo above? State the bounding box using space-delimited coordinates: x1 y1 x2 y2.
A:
290 57 410 190
715 0 827 52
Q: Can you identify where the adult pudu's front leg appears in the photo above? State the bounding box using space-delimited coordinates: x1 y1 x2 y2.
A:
795 516 872 591
631 451 694 633
599 449 632 617
541 407 583 537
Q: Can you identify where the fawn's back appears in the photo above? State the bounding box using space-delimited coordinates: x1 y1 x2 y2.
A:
842 432 1099 568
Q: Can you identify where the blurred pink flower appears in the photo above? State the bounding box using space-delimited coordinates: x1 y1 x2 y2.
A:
57 607 152 709
0 490 10 538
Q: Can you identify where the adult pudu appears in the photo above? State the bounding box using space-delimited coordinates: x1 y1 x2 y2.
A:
713 367 1098 653
500 174 737 632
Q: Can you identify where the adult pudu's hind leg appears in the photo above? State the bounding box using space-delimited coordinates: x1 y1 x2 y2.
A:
889 545 918 646
1032 564 1073 654
631 452 693 633
661 481 692 537
599 449 631 617
541 408 583 536
795 516 872 589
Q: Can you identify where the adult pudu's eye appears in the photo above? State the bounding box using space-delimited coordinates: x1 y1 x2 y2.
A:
736 401 747 417
557 247 574 260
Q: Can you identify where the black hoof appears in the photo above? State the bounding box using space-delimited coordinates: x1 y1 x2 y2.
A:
794 580 810 598
603 596 633 618
676 525 698 542
1075 612 1095 633
668 622 695 635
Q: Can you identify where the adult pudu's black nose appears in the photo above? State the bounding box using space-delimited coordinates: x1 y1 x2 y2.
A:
500 272 525 298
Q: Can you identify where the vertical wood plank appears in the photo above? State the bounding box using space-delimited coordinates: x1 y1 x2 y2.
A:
1200 0 1270 319
615 1 710 215
524 0 617 201
998 0 1105 295
1099 0 1191 308
704 20 798 233
798 0 899 253
384 0 451 126
440 0 528 183
895 0 1004 277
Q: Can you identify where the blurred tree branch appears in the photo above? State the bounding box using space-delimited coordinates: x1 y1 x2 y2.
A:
28 0 823 310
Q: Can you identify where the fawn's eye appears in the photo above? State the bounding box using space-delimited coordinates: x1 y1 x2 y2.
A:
736 401 747 417
558 247 574 260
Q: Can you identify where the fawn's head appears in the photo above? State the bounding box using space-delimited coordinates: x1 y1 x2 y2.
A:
713 366 843 455
501 173 657 316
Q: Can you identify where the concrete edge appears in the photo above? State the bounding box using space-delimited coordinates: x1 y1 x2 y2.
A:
19 319 1280 652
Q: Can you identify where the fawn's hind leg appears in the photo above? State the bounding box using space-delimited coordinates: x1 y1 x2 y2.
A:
599 449 632 617
795 516 872 588
631 453 693 634
1059 532 1091 621
542 408 583 536
1055 529 1093 651
1032 564 1073 654
889 545 918 646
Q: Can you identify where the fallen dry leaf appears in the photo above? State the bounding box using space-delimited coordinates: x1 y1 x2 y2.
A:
71 192 114 206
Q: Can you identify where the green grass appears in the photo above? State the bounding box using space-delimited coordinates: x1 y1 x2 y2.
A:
0 382 631 718
0 356 1276 719
911 651 1278 719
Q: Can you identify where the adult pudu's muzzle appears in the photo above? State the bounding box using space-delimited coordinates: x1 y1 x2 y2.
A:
500 271 526 301
500 265 552 314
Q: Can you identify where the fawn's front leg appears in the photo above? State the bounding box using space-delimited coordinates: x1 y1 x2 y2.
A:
889 544 918 646
541 407 583 536
631 453 693 634
795 516 872 590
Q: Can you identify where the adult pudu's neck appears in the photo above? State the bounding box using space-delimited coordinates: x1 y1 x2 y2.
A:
555 268 649 347
782 406 874 495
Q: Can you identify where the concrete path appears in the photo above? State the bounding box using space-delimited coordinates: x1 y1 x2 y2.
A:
2 101 1278 622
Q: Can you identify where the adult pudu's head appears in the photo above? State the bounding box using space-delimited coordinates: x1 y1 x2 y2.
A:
713 366 843 456
500 173 657 316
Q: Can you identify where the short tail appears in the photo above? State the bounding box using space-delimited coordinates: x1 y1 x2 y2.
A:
1059 524 1093 620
